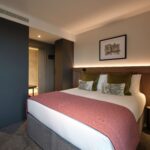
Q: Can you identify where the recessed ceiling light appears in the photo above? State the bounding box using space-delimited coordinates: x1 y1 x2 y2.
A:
37 35 41 38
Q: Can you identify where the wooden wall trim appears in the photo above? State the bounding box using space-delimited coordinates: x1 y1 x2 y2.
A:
73 66 150 73
73 66 150 106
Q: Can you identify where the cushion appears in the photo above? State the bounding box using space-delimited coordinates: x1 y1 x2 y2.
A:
97 74 108 92
102 83 125 96
78 80 94 91
108 73 132 95
129 74 141 94
80 73 99 91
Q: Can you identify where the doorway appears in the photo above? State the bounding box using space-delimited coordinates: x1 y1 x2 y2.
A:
28 47 39 96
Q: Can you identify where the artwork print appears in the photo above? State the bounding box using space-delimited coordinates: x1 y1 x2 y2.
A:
99 35 127 60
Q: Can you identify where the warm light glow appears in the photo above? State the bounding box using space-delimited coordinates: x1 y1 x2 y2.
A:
37 35 41 38
73 64 150 68
28 87 38 96
29 47 39 51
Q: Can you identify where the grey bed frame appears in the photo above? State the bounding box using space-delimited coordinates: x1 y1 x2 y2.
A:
27 112 144 150
27 113 79 150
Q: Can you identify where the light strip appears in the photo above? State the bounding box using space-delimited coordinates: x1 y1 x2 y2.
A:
29 47 39 51
73 64 150 68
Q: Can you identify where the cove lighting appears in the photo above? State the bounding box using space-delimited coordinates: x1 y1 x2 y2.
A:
73 64 150 68
29 47 39 51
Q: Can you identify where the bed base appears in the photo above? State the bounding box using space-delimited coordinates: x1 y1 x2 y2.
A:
27 113 79 150
27 112 144 150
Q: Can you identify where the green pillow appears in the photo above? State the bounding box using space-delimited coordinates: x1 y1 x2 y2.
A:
92 78 99 91
80 73 99 91
107 73 132 95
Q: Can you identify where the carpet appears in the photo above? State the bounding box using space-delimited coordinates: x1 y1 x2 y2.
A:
0 122 41 150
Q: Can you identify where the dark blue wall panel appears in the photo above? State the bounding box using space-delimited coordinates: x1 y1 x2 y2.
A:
0 18 29 128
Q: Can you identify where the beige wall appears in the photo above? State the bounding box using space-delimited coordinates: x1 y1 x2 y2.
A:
29 49 38 86
74 11 150 67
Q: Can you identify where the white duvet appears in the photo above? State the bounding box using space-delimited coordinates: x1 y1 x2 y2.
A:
28 88 146 150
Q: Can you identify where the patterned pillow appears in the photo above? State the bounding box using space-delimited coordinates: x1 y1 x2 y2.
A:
80 73 99 91
102 83 125 96
78 80 94 91
108 73 132 95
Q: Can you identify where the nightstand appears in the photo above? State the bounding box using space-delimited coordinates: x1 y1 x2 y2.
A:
28 85 37 96
143 106 150 134
146 106 150 130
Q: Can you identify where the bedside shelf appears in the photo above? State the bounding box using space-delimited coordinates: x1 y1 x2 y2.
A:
144 106 150 134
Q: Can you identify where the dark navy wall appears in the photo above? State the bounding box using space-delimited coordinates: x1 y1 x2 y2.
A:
0 18 29 128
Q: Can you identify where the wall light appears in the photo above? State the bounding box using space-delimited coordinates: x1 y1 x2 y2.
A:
37 35 41 38
29 47 39 51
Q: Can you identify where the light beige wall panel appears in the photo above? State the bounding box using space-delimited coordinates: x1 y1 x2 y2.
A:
74 11 150 67
29 49 38 86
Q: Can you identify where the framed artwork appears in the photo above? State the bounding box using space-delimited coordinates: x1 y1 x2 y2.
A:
99 35 127 60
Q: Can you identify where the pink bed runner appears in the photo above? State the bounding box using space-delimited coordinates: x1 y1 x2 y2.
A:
30 91 139 150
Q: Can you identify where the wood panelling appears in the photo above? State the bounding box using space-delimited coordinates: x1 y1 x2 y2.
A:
73 66 150 106
55 39 74 90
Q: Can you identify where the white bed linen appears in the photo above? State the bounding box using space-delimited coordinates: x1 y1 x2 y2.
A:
28 88 146 150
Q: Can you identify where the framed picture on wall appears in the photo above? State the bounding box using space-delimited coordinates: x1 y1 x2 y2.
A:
99 35 127 61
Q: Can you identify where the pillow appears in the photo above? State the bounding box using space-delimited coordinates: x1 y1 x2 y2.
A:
102 83 125 96
92 78 99 91
97 74 108 92
80 73 99 91
129 74 141 94
78 80 94 91
108 73 132 95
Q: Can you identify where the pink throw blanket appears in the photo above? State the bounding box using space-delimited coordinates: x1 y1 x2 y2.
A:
30 91 139 150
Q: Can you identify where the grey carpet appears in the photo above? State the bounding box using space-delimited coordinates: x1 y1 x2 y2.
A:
0 122 150 150
0 122 41 150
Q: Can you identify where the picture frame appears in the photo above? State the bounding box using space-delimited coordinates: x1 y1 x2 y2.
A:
99 35 127 61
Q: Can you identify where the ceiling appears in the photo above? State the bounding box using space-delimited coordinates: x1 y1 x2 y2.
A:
29 27 61 44
0 0 150 43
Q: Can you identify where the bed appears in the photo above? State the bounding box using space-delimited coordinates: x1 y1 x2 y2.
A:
27 67 150 150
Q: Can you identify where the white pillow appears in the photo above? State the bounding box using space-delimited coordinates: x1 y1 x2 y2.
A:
78 80 94 91
97 74 108 92
129 74 141 94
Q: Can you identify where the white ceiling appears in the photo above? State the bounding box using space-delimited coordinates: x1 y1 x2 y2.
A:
29 27 61 44
0 0 150 43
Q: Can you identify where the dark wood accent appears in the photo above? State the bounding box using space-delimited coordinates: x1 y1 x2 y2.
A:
73 66 150 106
55 39 74 91
146 106 150 130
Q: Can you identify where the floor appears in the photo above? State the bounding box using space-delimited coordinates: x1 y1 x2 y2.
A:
0 122 150 150
0 122 41 150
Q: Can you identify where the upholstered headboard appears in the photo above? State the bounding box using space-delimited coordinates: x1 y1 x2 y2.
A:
73 66 150 106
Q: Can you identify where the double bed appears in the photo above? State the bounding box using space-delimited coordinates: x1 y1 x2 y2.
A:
27 67 150 150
